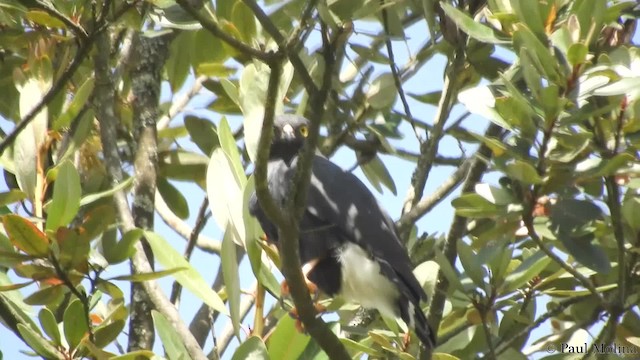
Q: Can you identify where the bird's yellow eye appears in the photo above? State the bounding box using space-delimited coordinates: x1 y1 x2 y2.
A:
299 125 309 137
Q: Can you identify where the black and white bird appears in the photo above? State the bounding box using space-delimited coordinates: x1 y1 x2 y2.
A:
249 114 435 349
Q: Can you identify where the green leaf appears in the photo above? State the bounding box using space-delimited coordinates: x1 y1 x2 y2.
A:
56 228 89 271
231 1 257 42
433 248 463 292
474 183 515 205
2 214 49 257
54 78 94 130
25 10 66 28
340 337 383 357
218 117 245 183
196 63 237 77
159 149 208 184
0 280 34 291
239 61 293 162
207 148 246 246
145 231 228 315
101 228 143 265
366 73 397 110
504 160 543 185
243 177 280 296
567 43 588 67
503 249 551 293
157 177 189 220
15 69 50 201
548 199 610 273
232 336 270 360
222 225 241 338
79 177 133 207
575 153 634 178
511 0 545 39
457 240 486 289
184 116 220 156
110 350 155 360
108 267 187 282
193 28 227 65
513 24 561 84
622 196 640 235
459 86 512 131
17 323 63 359
360 155 397 195
268 316 311 360
594 77 640 96
39 308 61 346
152 310 190 360
440 3 507 44
63 299 88 351
452 193 503 218
408 90 442 105
0 189 27 206
166 31 195 91
93 319 126 348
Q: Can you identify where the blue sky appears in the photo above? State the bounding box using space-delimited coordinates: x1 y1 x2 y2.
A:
2 7 637 360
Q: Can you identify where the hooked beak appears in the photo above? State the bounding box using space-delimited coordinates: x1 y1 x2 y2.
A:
281 124 295 140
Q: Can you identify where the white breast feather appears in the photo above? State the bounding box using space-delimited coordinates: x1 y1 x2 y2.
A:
338 243 399 320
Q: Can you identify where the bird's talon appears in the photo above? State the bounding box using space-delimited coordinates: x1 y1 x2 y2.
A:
401 332 411 351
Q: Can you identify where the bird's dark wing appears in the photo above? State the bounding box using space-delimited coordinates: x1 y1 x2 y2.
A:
305 155 427 304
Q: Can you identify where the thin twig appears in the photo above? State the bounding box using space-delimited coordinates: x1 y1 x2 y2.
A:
493 294 595 356
155 191 221 254
242 0 320 95
426 123 504 355
522 217 605 304
0 35 93 156
175 0 273 62
157 75 208 130
396 157 472 233
402 49 466 216
49 254 95 342
380 0 422 143
214 282 259 358
170 197 210 305
34 0 89 40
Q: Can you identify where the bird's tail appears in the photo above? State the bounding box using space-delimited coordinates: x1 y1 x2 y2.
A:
412 302 435 350
400 297 436 349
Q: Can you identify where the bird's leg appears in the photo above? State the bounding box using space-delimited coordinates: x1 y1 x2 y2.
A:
280 258 325 332
401 332 411 351
280 258 320 300
288 302 328 333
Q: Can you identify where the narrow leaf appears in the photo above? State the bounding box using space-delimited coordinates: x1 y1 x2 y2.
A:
145 231 228 315
152 310 190 360
2 214 49 257
108 267 187 282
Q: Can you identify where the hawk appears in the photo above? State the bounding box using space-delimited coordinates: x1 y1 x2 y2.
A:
249 114 435 349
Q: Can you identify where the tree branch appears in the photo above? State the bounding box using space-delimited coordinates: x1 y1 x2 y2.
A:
402 48 466 217
175 0 273 62
170 197 210 305
242 0 320 96
93 30 207 360
426 123 504 348
155 190 221 254
380 0 422 143
396 157 471 233
157 75 208 130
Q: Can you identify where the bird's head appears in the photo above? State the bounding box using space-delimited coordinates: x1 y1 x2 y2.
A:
270 114 310 164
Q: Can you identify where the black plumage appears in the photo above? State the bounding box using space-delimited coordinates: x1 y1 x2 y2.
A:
249 114 435 349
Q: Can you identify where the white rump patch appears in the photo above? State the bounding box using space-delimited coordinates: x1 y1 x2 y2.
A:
338 243 399 320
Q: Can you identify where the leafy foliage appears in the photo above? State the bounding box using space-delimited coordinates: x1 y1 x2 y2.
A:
0 0 639 359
